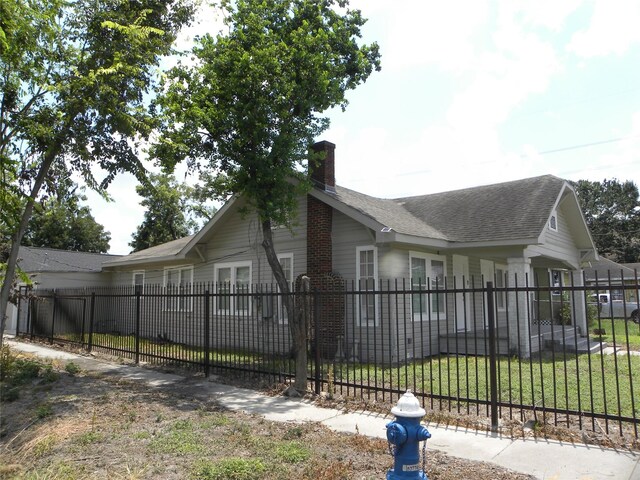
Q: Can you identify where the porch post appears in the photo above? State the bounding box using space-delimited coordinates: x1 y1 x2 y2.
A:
572 270 588 335
507 257 532 358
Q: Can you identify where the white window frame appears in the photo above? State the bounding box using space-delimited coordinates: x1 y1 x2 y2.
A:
480 260 507 323
276 253 294 324
409 251 447 321
132 271 145 292
214 261 252 315
356 246 379 326
163 266 194 311
495 264 507 311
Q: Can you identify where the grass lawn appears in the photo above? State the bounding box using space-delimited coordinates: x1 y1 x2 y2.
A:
333 353 640 421
590 317 640 350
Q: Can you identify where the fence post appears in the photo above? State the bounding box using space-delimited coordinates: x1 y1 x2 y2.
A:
80 297 87 346
15 286 23 337
487 281 499 432
88 292 96 353
29 295 35 341
314 288 322 395
50 290 57 344
135 286 141 364
204 289 211 378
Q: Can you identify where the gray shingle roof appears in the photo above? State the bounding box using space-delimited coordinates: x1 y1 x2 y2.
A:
333 186 448 239
17 246 121 273
101 235 194 265
585 258 637 281
333 175 566 243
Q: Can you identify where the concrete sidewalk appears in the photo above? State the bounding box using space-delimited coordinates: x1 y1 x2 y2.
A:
5 338 640 480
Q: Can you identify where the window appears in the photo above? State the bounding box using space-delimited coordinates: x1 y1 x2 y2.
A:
549 211 558 231
215 261 252 314
356 246 378 326
164 266 193 311
276 253 294 323
495 265 506 310
132 271 145 293
410 252 446 321
481 260 507 319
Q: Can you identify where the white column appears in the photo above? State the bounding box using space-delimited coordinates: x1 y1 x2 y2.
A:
572 270 588 335
507 257 532 358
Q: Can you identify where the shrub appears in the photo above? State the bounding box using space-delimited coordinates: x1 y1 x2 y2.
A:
65 362 81 376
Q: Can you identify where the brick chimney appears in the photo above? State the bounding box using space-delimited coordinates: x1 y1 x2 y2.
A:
307 140 345 360
310 140 336 193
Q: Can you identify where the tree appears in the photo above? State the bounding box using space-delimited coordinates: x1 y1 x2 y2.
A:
129 172 214 252
152 0 381 392
0 0 196 346
574 179 640 263
23 185 111 253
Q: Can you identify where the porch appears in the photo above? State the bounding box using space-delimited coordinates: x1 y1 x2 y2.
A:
438 324 605 356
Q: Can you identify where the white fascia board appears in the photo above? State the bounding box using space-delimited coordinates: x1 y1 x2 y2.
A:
451 237 540 249
102 255 190 270
384 232 450 249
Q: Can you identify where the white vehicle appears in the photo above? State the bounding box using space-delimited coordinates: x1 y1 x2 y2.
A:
588 293 640 323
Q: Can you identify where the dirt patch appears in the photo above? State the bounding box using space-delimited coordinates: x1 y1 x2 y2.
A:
1 352 536 480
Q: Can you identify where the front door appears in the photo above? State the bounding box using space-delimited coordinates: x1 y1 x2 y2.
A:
453 255 470 331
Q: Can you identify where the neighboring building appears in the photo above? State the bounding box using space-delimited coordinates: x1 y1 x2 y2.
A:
584 257 640 320
102 141 598 359
3 246 121 334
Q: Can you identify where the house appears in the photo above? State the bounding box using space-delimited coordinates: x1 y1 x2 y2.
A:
101 141 598 360
4 246 122 334
584 258 639 307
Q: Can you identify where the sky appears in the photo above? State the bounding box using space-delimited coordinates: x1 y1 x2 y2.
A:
85 0 640 255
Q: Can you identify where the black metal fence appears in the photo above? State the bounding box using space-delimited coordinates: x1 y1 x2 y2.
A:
13 273 640 439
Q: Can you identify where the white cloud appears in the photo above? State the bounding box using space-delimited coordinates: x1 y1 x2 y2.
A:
568 0 640 57
379 0 489 72
516 0 583 31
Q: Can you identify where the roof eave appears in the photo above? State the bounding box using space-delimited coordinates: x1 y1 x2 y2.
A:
102 253 189 270
451 237 540 249
378 232 450 249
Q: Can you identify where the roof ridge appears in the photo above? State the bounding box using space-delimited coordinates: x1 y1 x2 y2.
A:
393 174 566 202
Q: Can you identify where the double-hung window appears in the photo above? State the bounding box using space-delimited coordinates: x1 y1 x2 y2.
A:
356 246 378 326
410 252 446 321
215 261 252 315
132 271 145 294
164 266 193 311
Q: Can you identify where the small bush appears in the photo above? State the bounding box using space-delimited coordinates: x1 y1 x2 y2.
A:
559 302 572 325
12 360 42 383
65 362 81 376
587 304 599 329
36 403 53 419
75 431 102 446
274 441 310 464
41 365 59 383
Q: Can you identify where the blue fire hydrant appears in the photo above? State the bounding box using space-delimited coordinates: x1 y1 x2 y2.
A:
385 390 431 480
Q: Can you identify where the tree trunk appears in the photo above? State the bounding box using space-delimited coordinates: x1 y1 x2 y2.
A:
260 219 308 393
0 145 61 348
